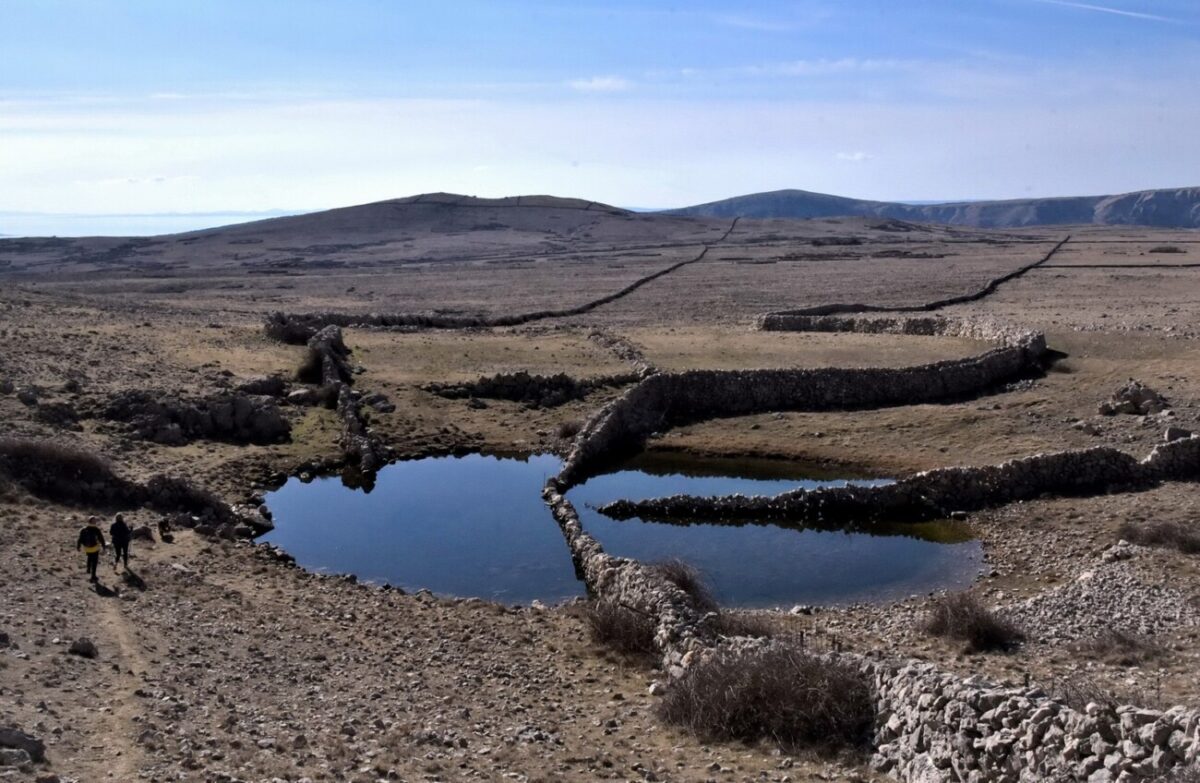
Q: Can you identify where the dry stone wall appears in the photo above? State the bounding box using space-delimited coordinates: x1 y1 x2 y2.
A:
423 369 640 408
864 657 1200 782
558 315 1046 486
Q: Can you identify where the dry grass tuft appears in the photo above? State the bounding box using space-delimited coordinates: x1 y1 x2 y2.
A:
651 558 718 612
711 611 777 639
923 593 1025 652
555 419 583 439
656 644 874 753
581 600 657 661
1074 630 1168 668
1117 521 1200 554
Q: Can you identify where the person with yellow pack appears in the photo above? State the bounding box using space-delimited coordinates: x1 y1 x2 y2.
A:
76 516 107 583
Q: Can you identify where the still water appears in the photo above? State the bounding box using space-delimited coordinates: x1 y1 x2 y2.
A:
262 452 980 607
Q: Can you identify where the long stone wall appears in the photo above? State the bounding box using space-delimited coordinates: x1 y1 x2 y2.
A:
261 218 741 343
557 315 1047 486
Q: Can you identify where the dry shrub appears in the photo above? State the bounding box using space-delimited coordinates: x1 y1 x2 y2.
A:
712 611 777 639
556 419 582 439
923 593 1024 652
1117 521 1200 554
1048 674 1168 712
657 645 874 753
1074 629 1167 668
651 558 717 612
295 346 323 383
582 601 657 660
0 437 131 503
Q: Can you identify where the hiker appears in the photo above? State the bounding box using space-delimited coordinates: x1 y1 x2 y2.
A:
110 513 131 571
76 516 107 582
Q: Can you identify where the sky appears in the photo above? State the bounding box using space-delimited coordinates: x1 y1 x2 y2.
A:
2 0 1199 234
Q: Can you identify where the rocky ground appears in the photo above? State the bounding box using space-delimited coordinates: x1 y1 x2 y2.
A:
2 212 1200 782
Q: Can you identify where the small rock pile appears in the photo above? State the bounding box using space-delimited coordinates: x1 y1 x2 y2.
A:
1100 380 1170 416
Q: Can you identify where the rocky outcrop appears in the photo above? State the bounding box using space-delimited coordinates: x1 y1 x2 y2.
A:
101 390 290 445
424 370 639 409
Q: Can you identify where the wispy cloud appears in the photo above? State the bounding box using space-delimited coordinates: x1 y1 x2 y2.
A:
836 151 873 162
1029 0 1177 23
568 76 631 93
711 14 794 32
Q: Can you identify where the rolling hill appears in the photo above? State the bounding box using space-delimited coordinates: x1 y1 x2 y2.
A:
664 187 1200 229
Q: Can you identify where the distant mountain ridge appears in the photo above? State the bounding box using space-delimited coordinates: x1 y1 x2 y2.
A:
663 187 1200 229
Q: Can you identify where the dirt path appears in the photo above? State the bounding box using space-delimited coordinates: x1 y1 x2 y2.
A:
93 593 146 780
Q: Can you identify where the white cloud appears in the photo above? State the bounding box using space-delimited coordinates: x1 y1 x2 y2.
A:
836 151 872 162
568 76 631 93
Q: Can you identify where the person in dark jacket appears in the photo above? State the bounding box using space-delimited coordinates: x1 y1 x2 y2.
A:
76 516 107 582
110 513 132 571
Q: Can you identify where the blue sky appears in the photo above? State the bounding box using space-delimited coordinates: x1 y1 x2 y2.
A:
2 0 1198 231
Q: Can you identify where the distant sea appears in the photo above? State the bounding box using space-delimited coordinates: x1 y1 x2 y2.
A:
0 210 306 238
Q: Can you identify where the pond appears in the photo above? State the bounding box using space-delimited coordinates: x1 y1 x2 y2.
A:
262 452 981 607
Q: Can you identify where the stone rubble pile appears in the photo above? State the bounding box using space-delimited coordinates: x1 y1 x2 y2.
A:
868 658 1200 782
1100 380 1170 416
1005 557 1200 644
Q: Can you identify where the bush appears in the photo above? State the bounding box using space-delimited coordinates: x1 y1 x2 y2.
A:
711 611 777 639
556 419 583 439
651 558 718 612
657 645 874 752
1074 629 1167 668
582 600 657 660
923 593 1024 652
1117 521 1200 554
1048 674 1167 712
0 437 134 503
